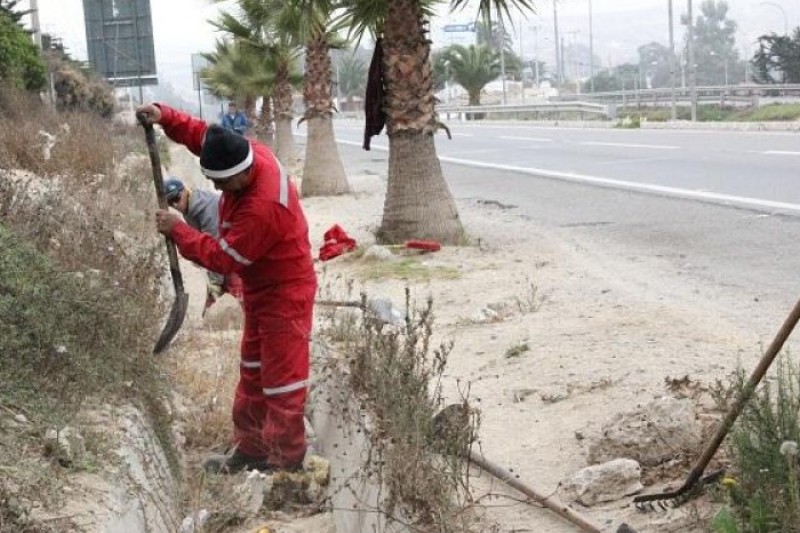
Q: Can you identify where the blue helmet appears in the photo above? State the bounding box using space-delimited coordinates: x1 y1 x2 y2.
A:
163 178 185 203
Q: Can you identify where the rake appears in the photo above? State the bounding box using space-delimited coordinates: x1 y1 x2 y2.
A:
634 295 800 510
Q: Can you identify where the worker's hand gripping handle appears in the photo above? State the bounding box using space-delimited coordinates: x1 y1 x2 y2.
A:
136 112 185 292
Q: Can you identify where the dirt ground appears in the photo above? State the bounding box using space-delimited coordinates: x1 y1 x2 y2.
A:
166 141 765 533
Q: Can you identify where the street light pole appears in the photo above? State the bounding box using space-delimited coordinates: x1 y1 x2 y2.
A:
499 15 507 104
519 18 525 103
533 25 541 88
760 2 788 35
688 0 697 122
589 0 595 93
553 0 562 84
668 0 677 120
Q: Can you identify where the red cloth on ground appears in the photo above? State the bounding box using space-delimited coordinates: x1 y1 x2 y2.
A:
319 224 357 261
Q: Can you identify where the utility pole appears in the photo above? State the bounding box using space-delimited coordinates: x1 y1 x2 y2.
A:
688 0 697 122
534 25 540 88
196 73 203 120
499 15 507 104
29 0 42 48
553 0 562 84
519 18 525 103
589 0 595 93
668 0 677 120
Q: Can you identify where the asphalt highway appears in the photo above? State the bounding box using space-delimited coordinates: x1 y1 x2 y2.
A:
331 120 800 210
316 122 800 339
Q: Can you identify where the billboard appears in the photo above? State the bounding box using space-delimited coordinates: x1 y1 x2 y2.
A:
82 0 157 87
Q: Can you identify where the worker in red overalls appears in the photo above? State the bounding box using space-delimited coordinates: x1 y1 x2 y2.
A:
137 103 316 474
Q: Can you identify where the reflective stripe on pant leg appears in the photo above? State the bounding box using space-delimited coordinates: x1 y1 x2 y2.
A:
258 286 315 467
232 310 268 457
262 387 307 467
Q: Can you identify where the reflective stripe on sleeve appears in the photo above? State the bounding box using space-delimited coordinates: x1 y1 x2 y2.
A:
278 164 288 207
240 360 261 369
219 238 253 266
263 380 308 396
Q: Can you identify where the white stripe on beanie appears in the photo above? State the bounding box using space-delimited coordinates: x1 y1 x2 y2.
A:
201 145 254 179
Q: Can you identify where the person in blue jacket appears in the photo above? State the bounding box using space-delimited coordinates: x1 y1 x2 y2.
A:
221 102 248 136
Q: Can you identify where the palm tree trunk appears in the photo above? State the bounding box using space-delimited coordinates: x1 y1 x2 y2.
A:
274 69 296 166
381 132 462 244
379 0 464 244
259 94 275 147
301 33 349 197
303 116 349 196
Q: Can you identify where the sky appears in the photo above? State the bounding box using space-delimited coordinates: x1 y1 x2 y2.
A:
26 0 800 101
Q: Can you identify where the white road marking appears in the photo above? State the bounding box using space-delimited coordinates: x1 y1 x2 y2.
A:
580 141 679 150
335 141 800 214
763 150 800 156
499 135 553 142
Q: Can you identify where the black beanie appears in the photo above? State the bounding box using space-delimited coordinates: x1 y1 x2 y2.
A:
200 124 253 179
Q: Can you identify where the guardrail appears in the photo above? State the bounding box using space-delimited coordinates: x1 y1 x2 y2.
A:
556 83 800 106
438 101 615 119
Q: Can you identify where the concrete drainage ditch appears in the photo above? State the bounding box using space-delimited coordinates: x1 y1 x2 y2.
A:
62 351 411 533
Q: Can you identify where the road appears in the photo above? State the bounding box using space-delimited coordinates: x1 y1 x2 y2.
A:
313 122 800 339
331 120 800 211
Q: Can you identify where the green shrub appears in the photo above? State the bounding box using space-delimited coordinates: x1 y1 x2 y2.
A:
0 99 173 528
724 356 800 532
0 12 46 91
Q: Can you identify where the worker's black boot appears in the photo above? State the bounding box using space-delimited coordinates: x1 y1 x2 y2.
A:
202 450 272 474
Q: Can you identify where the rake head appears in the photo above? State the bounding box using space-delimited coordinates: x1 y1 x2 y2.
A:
633 469 725 512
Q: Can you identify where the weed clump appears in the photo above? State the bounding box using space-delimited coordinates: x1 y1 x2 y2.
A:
324 288 480 532
715 356 800 532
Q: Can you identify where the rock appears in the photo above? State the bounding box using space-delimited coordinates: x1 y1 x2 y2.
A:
587 397 701 467
44 426 86 466
178 509 209 533
237 470 270 517
561 458 643 506
363 245 394 261
14 414 28 425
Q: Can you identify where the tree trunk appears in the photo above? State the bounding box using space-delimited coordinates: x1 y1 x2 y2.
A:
379 0 464 244
274 68 295 166
380 132 462 244
259 94 275 148
302 116 349 196
274 116 295 165
301 33 349 197
468 91 484 120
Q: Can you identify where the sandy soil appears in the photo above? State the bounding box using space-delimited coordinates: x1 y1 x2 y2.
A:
299 166 760 533
165 142 761 533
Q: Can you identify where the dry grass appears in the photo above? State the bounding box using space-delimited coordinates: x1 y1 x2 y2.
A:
0 85 173 531
318 286 481 532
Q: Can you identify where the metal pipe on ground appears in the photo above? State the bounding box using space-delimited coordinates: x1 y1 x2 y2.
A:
468 450 637 533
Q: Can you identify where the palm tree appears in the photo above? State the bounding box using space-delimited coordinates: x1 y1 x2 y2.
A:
444 44 501 106
212 0 303 165
335 50 368 111
201 39 272 131
337 0 535 244
279 0 350 196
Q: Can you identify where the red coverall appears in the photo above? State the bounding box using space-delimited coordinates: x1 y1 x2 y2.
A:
158 105 317 468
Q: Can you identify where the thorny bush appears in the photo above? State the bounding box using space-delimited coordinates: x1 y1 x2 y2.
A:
318 286 481 533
